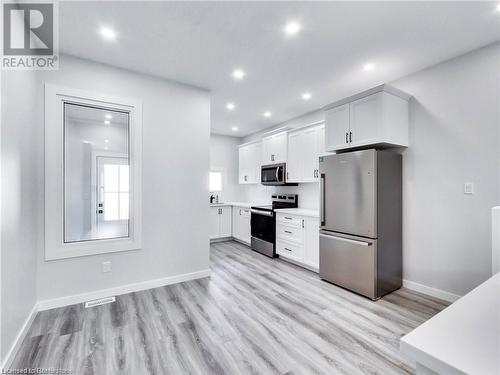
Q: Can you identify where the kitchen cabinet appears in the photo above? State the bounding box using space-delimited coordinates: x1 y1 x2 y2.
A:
287 125 325 183
210 206 232 240
276 212 320 271
232 206 251 244
262 132 287 164
324 85 409 152
238 142 261 184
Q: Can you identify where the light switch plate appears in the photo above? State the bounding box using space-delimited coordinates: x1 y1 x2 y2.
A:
463 182 474 195
102 261 112 273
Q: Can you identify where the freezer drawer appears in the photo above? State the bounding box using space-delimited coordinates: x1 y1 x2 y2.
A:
319 231 377 299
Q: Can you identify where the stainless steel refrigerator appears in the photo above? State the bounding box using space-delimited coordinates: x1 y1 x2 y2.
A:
319 149 402 300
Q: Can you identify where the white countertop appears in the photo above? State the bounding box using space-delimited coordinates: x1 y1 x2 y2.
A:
400 273 500 375
274 208 320 218
210 202 266 208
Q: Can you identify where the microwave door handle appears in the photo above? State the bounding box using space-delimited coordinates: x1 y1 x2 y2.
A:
320 173 325 226
275 166 279 182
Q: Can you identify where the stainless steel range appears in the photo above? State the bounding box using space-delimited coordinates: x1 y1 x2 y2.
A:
251 194 298 258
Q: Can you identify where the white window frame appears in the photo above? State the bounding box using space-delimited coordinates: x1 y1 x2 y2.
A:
44 84 142 260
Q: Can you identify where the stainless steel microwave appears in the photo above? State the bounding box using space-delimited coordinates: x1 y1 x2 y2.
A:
261 163 297 186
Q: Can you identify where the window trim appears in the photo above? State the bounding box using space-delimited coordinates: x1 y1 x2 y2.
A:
44 84 142 260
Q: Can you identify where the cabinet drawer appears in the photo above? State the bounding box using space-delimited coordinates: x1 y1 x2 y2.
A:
276 240 303 261
276 214 302 228
277 223 303 244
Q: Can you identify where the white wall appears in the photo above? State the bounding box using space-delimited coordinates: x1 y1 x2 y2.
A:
1 69 40 361
32 55 211 301
241 43 500 297
209 134 242 202
391 42 500 296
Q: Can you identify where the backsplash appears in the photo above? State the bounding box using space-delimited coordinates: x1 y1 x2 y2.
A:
241 183 320 210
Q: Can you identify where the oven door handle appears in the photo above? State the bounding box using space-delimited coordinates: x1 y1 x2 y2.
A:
251 209 274 217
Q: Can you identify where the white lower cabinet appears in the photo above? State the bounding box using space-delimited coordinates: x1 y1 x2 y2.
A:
210 206 232 240
276 212 319 271
232 206 251 244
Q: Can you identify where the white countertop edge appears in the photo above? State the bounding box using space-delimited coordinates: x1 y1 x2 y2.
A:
210 202 268 208
400 273 500 375
400 339 465 375
274 208 320 218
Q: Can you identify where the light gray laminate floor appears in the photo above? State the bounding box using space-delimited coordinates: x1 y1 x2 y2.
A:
10 241 448 374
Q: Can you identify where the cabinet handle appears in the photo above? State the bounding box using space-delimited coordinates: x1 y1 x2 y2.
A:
349 131 352 143
302 219 304 228
239 209 241 215
284 247 292 252
287 172 289 179
345 132 349 144
284 230 292 234
285 217 293 220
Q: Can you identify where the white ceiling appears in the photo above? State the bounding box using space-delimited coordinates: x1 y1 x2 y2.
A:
59 1 500 136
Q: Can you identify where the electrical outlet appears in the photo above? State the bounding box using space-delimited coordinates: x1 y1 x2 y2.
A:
463 182 474 195
102 261 111 273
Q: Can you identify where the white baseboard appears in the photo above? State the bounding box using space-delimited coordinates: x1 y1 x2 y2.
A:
37 269 211 311
1 303 38 369
403 279 461 303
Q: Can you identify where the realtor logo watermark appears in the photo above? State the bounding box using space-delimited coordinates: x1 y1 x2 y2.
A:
2 1 58 69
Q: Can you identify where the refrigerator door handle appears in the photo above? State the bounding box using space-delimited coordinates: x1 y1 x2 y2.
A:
320 233 373 247
320 173 325 226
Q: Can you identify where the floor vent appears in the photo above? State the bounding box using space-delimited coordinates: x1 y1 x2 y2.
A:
85 296 116 308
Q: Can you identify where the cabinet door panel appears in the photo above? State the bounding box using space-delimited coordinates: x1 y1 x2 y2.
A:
304 217 320 269
287 132 302 182
350 93 381 145
232 207 241 240
219 207 232 237
210 207 220 239
241 214 251 244
301 128 317 182
273 132 287 163
325 104 350 151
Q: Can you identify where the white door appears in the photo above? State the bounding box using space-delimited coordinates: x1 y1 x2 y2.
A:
96 156 129 239
349 93 381 146
241 208 251 243
304 217 320 269
210 207 221 239
300 127 318 182
261 136 273 164
219 206 232 237
232 207 241 240
272 132 287 163
325 104 350 151
287 132 303 182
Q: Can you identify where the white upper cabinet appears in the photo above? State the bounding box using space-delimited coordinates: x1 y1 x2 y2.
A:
325 103 350 151
287 125 325 183
262 132 287 165
238 141 261 184
324 85 410 152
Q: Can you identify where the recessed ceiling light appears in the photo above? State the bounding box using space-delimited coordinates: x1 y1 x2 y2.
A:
363 63 375 72
232 69 246 80
104 139 109 143
226 102 236 110
104 120 110 125
302 92 312 100
99 27 117 41
232 126 238 132
105 114 113 120
263 111 272 118
284 22 301 36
